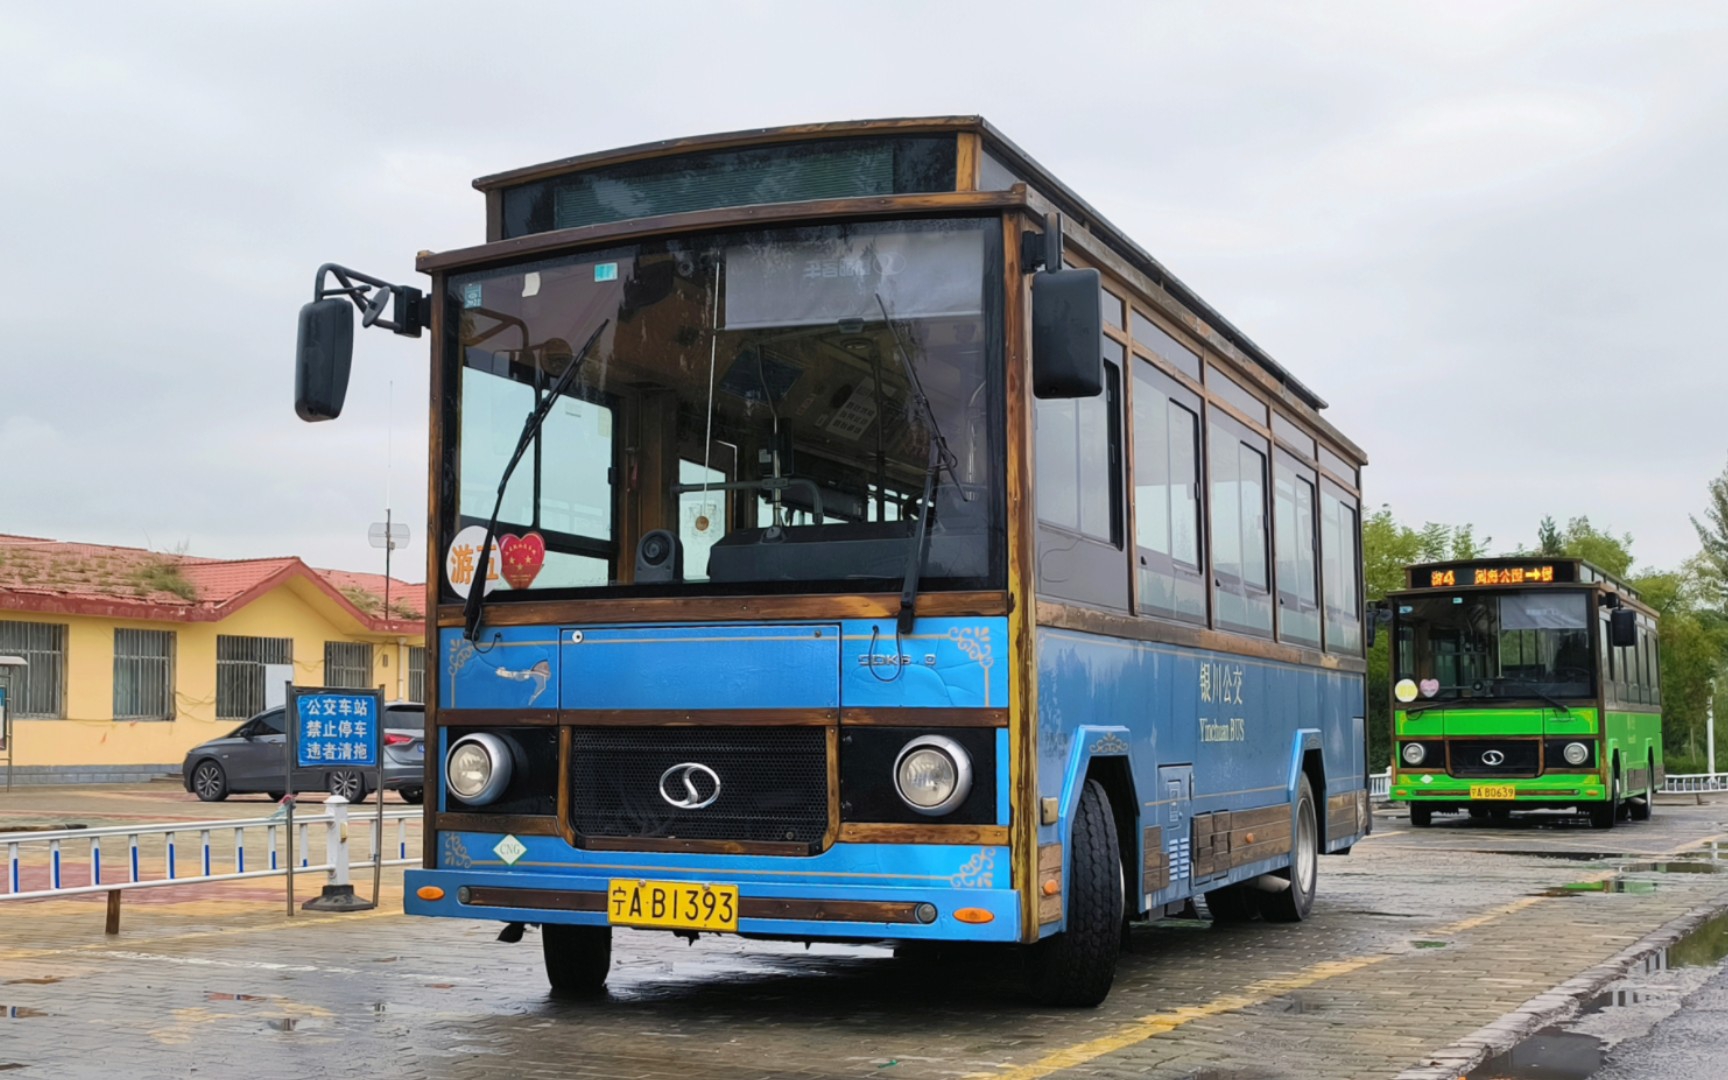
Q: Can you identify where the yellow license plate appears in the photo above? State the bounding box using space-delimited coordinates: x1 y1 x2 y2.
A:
1470 784 1517 800
607 879 738 931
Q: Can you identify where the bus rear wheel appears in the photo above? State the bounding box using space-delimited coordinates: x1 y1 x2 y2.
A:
1205 883 1259 923
1629 753 1655 821
1027 780 1121 1007
1409 804 1434 828
542 923 611 995
1589 770 1620 830
1258 775 1318 923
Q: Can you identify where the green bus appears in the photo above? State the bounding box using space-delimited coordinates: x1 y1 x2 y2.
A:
1386 558 1662 829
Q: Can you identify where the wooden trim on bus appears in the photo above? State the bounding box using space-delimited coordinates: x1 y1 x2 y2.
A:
837 823 1011 846
473 116 984 191
436 813 562 837
433 590 1010 628
955 132 980 192
417 190 1039 275
423 271 447 869
824 726 842 852
575 835 815 857
1003 216 1042 944
557 708 837 727
839 708 1008 728
1036 600 1369 674
461 885 928 925
442 709 560 727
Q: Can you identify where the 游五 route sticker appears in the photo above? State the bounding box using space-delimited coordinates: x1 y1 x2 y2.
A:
1394 679 1419 704
445 525 504 599
463 282 482 308
493 835 526 866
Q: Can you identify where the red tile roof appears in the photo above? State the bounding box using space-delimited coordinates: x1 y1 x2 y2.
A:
0 534 424 632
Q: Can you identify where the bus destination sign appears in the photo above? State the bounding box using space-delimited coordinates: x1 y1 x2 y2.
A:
1423 563 1576 588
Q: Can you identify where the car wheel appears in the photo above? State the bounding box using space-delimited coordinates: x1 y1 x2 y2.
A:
543 924 612 995
1027 779 1122 1007
327 769 368 802
192 760 229 802
399 788 424 805
1258 774 1319 923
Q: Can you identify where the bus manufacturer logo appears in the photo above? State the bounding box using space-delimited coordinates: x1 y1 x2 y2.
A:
659 763 722 810
1481 749 1506 767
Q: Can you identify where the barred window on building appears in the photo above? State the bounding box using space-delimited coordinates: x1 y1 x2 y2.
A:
216 635 293 720
114 628 176 721
0 620 68 719
324 641 375 689
407 646 426 703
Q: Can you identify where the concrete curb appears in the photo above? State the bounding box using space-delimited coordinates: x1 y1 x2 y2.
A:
1395 896 1728 1079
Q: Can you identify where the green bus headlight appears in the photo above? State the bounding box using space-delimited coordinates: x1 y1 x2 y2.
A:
1563 742 1590 766
1401 742 1426 766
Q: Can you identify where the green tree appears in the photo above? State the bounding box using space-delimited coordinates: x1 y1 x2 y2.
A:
1633 561 1727 770
1537 515 1564 556
1691 458 1728 608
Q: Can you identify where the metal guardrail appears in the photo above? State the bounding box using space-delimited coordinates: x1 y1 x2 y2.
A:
1367 769 1728 798
0 800 419 908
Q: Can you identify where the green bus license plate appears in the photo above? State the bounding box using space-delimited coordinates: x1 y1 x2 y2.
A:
608 879 738 931
1470 784 1516 800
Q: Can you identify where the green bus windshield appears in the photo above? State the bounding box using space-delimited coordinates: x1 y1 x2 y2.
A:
1395 590 1593 703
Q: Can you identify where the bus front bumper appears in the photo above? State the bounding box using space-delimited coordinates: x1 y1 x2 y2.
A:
1389 773 1609 803
403 864 1023 943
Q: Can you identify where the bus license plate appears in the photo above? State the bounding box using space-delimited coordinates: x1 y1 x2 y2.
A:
607 879 738 932
1470 784 1516 800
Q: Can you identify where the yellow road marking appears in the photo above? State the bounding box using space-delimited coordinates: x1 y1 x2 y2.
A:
971 873 1619 1080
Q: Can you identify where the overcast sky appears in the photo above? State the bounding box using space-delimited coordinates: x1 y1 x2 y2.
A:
4 1 1725 580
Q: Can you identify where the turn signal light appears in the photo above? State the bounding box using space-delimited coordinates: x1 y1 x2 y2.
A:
416 886 445 901
954 908 994 924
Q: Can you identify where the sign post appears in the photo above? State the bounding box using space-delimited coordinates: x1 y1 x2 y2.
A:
287 684 382 912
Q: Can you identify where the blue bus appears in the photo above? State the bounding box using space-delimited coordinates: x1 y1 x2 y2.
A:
293 117 1370 1006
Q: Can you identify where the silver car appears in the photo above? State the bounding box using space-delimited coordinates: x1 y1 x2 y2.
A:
181 703 427 803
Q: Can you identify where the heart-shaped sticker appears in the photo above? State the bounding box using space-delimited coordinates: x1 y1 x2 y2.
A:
1419 678 1440 699
498 532 546 590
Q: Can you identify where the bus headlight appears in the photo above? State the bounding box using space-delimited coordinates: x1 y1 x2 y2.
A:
893 735 972 816
1401 742 1427 766
447 733 513 805
1563 742 1590 766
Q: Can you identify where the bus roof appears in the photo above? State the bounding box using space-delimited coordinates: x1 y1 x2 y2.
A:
1401 556 1644 603
469 116 1354 444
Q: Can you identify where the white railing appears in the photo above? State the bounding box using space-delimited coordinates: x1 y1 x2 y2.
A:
1369 771 1390 799
1 799 419 905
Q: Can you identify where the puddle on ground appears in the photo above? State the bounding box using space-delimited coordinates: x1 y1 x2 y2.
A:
1 1007 48 1019
1466 910 1728 1078
1412 940 1449 949
1537 879 1658 897
206 992 266 1003
267 1017 298 1032
1621 860 1722 874
4 978 60 986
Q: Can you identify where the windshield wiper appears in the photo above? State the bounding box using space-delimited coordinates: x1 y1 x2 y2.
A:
876 295 966 635
1517 688 1572 715
462 320 609 642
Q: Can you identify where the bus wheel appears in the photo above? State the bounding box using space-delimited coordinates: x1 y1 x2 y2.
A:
1205 883 1259 923
1589 770 1620 831
1630 753 1655 821
1027 780 1121 1007
542 923 611 995
1409 804 1434 828
1258 775 1318 923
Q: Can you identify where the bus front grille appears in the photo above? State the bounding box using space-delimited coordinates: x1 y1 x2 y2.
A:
568 726 829 849
1448 739 1540 778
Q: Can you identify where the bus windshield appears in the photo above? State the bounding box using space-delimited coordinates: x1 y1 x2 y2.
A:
1394 590 1593 702
441 216 1001 601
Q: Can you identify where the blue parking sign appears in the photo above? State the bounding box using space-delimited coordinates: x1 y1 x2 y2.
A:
291 690 380 769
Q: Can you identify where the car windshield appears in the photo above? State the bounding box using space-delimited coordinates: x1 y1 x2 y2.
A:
1395 590 1593 702
385 708 425 731
441 216 1002 601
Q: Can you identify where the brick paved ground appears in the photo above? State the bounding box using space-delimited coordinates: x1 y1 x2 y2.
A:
2 787 1726 1079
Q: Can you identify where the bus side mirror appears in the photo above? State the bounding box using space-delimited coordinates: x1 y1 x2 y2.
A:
1031 268 1104 399
1610 608 1637 648
295 298 355 421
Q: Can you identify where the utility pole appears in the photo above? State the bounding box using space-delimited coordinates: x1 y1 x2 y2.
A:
1709 678 1718 776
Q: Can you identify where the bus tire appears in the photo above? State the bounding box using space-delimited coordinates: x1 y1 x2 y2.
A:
1630 753 1655 821
1409 804 1433 828
1589 768 1619 831
1205 883 1259 923
1258 775 1318 924
1027 780 1121 1007
542 923 611 995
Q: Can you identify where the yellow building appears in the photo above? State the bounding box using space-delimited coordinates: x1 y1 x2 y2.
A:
0 534 423 786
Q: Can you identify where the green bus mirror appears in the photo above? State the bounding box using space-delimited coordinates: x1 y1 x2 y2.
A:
295 297 355 421
1609 607 1637 648
1031 268 1104 399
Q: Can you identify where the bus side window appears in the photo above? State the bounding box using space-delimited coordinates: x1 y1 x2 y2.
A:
1131 360 1205 624
1319 483 1362 655
1208 406 1272 637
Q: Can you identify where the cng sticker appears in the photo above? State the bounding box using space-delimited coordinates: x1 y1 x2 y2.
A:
493 835 527 866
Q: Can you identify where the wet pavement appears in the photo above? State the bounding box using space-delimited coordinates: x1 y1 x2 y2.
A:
3 786 1728 1079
